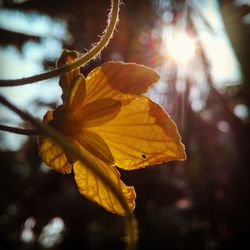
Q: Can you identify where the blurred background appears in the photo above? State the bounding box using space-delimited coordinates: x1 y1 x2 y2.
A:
0 0 250 249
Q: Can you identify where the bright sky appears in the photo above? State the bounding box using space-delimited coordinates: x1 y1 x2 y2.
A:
160 0 242 87
196 0 242 86
0 9 69 150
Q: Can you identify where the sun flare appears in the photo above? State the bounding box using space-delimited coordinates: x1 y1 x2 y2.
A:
166 31 196 64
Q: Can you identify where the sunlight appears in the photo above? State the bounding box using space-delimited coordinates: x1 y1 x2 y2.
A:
167 31 196 64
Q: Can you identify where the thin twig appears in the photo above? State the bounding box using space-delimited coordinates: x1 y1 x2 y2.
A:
0 124 40 135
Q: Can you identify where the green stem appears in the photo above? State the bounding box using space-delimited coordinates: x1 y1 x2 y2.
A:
0 124 39 135
0 95 137 250
0 0 120 87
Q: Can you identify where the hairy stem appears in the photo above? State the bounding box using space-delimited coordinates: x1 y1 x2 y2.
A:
0 95 137 250
0 0 120 87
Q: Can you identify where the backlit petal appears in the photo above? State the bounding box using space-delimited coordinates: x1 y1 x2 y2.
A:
73 144 135 216
71 98 121 127
84 62 160 104
57 49 81 104
39 110 72 173
64 74 86 113
39 137 72 174
73 130 114 164
90 96 186 170
43 110 53 124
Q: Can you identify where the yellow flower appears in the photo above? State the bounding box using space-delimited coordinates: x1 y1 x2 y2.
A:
39 50 186 216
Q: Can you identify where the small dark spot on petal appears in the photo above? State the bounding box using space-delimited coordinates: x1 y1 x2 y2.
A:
141 154 147 159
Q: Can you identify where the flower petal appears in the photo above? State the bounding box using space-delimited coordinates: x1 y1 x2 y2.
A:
39 137 72 174
64 74 86 113
84 62 160 104
90 96 186 170
71 98 121 127
57 49 81 104
39 110 72 173
73 144 136 216
43 110 53 124
73 130 114 164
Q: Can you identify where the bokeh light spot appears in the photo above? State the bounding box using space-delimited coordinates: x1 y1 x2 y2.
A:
217 121 230 133
38 217 65 248
233 104 249 120
20 217 36 243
